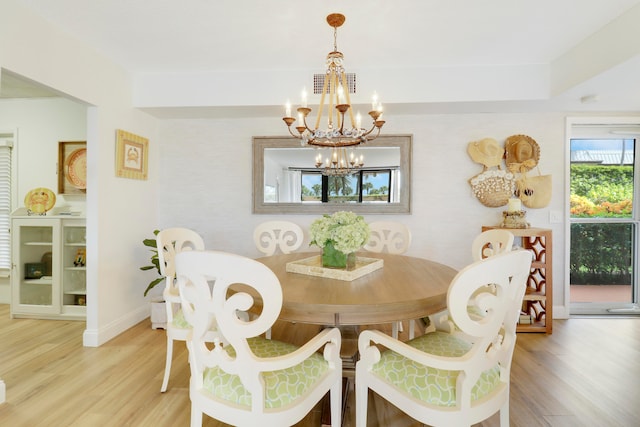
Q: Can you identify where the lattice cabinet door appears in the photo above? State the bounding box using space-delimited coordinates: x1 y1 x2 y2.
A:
482 226 552 334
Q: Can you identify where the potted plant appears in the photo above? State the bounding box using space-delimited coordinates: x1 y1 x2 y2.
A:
140 230 167 329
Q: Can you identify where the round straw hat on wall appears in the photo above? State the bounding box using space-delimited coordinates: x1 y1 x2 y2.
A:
505 134 540 173
467 138 504 168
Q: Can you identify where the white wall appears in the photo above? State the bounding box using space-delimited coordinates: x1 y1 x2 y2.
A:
0 97 87 303
1 0 160 346
2 0 640 353
157 112 575 314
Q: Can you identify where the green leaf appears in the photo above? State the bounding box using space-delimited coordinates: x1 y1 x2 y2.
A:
142 238 158 249
143 277 165 297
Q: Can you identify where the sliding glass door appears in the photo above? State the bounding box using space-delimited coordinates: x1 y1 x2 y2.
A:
569 122 640 315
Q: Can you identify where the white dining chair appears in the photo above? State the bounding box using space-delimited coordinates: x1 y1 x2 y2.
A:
363 221 412 339
430 229 516 334
363 220 412 255
156 227 217 393
472 228 515 261
356 250 532 427
253 220 304 256
175 250 343 427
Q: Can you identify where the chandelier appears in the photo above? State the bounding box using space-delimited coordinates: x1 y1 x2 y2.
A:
282 13 386 148
315 146 364 176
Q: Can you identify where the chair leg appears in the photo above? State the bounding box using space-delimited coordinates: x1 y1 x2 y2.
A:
500 399 510 426
355 378 367 427
190 406 203 427
160 336 173 392
391 322 399 339
330 377 342 427
409 320 415 340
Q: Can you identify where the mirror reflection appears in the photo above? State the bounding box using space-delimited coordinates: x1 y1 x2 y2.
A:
253 135 411 214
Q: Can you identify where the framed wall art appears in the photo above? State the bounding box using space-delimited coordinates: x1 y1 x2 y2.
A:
58 141 87 195
115 129 148 180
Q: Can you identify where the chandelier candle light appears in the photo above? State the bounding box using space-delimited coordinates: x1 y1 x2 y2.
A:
315 147 365 176
282 13 386 175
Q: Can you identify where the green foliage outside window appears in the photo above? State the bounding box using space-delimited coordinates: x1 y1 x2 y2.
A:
570 164 633 217
570 223 632 285
570 164 633 285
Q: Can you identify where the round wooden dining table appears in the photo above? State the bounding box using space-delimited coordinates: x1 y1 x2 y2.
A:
255 251 458 327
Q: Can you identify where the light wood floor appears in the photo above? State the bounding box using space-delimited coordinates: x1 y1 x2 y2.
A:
0 304 639 426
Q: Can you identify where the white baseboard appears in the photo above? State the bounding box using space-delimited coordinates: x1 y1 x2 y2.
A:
82 304 149 347
553 304 570 319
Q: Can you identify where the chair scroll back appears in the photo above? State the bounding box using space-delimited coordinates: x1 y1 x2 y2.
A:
175 251 283 408
363 221 412 255
156 228 205 298
471 229 515 261
253 221 304 256
447 250 532 377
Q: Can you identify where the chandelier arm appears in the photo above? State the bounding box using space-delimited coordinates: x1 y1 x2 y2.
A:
301 114 311 134
286 126 302 139
363 126 382 142
360 122 381 139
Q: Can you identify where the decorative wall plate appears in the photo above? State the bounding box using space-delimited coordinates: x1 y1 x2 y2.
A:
24 187 56 214
66 148 87 189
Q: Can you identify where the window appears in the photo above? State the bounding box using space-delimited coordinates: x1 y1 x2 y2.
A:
0 137 14 272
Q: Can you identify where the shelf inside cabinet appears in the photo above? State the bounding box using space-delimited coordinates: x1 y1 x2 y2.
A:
23 278 53 285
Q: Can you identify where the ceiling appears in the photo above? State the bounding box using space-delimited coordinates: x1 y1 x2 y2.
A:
4 0 640 115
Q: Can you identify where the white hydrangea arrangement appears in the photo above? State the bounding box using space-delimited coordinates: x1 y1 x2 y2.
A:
310 211 370 254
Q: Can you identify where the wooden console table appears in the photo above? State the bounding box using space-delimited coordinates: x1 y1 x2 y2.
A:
482 226 553 334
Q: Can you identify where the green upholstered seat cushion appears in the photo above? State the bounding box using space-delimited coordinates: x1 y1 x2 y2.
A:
172 309 218 332
202 337 329 409
171 308 190 329
370 331 501 407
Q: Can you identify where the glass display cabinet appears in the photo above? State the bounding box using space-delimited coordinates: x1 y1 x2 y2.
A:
11 211 86 320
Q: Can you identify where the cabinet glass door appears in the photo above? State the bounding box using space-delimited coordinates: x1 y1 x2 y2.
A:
15 223 57 312
62 223 86 309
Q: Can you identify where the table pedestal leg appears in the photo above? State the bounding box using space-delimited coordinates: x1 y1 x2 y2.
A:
321 325 358 426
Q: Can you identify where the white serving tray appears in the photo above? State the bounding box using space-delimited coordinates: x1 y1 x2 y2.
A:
286 255 383 282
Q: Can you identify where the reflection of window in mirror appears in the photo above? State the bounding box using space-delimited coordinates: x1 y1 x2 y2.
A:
328 174 361 203
363 170 393 203
264 147 400 204
264 185 277 202
299 170 396 203
253 135 412 214
302 172 322 202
